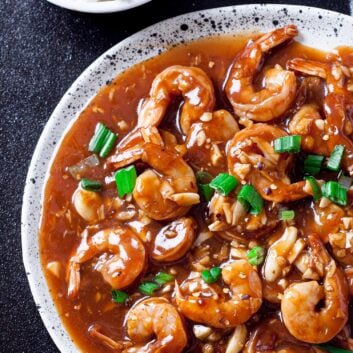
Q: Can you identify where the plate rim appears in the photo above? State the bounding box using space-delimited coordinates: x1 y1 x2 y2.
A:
46 0 152 14
22 4 353 352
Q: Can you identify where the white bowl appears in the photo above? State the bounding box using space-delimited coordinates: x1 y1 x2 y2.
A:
22 4 353 353
47 0 151 14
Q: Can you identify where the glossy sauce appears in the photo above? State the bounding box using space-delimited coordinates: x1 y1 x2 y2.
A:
39 34 352 353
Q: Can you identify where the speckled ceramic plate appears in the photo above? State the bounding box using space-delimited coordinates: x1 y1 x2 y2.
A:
22 4 353 353
47 0 151 14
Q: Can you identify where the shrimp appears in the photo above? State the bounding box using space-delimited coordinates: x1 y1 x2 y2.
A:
288 104 330 156
281 234 349 343
138 65 216 133
185 109 239 174
133 143 199 220
243 317 322 353
225 25 298 122
89 298 187 353
287 58 353 174
151 217 197 262
175 260 262 328
72 187 103 223
124 298 188 353
263 226 306 282
67 227 146 298
207 192 279 239
227 124 310 202
112 65 216 155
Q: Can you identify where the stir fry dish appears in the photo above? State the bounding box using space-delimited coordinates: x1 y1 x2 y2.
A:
40 25 353 353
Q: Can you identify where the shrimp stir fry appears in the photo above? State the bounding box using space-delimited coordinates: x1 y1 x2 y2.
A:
41 25 353 353
225 25 298 122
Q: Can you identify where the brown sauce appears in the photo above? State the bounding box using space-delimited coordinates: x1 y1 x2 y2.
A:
39 33 353 353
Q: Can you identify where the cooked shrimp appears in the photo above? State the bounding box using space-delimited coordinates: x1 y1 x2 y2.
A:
138 65 216 133
225 25 298 122
288 58 353 173
89 298 187 353
227 124 310 202
72 187 103 223
287 57 347 95
151 217 197 262
281 234 349 343
185 109 239 173
111 65 216 155
243 317 322 353
125 298 187 353
288 104 330 156
133 143 199 220
175 260 262 328
207 192 279 239
263 226 305 282
67 227 146 298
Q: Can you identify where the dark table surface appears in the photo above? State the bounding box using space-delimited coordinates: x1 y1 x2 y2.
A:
0 0 351 352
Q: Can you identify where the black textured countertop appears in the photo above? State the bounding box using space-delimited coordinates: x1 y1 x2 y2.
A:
0 0 350 352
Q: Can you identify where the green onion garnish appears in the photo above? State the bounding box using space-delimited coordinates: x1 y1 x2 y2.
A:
304 154 324 175
138 281 160 296
317 344 353 353
247 246 265 266
196 171 213 184
198 183 214 202
89 123 109 153
338 172 352 190
112 290 128 304
327 145 345 171
88 122 117 157
304 176 322 201
322 181 347 206
273 135 301 153
80 178 102 192
99 131 117 158
196 171 214 201
201 267 221 284
209 173 238 196
280 209 295 221
115 165 137 198
154 272 174 286
237 184 263 215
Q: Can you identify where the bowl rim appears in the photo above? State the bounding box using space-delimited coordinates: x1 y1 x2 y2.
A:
22 3 353 352
46 0 151 14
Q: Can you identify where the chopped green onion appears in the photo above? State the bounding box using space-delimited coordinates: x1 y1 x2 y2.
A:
138 281 160 296
237 184 264 215
196 171 213 184
112 290 128 304
99 131 117 158
280 209 295 221
154 272 174 286
209 173 238 196
209 267 221 281
327 145 345 171
201 267 222 284
338 173 352 190
317 345 353 353
80 178 102 192
115 165 137 198
89 123 109 153
304 176 322 201
303 154 324 175
322 181 347 206
273 135 301 153
247 246 265 266
198 183 214 202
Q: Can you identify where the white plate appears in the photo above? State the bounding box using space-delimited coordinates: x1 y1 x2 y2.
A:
47 0 151 14
22 4 353 353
